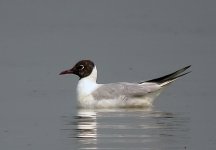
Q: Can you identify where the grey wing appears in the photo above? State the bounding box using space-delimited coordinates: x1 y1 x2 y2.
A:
92 83 125 100
92 82 161 100
122 82 161 98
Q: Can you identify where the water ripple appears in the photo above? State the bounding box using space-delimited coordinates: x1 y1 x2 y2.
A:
62 108 190 150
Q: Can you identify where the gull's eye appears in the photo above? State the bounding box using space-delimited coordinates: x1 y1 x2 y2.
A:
78 65 84 70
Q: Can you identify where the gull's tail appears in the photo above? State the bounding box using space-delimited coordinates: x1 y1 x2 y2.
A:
142 65 191 86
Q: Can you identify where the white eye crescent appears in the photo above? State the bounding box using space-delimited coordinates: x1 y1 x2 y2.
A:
79 65 84 70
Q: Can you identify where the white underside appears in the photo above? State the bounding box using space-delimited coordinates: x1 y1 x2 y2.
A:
77 91 162 109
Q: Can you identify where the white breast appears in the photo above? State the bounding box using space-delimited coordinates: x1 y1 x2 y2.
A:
76 67 100 108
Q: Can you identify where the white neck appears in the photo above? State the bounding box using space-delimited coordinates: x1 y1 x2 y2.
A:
84 66 97 83
77 66 99 102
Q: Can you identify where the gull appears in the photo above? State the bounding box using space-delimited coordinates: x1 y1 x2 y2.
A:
59 60 191 109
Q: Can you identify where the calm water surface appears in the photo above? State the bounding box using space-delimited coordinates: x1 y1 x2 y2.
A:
62 108 190 150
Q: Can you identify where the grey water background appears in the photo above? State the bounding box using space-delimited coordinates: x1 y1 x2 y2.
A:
0 1 216 150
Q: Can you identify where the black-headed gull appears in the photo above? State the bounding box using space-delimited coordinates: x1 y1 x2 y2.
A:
59 60 191 109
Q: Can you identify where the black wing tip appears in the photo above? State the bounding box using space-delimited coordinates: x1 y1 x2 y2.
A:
142 65 191 84
184 65 191 70
172 71 191 79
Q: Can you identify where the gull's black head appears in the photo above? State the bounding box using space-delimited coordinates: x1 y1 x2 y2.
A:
59 60 95 79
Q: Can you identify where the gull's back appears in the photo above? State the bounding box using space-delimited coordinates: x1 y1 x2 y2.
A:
91 82 163 108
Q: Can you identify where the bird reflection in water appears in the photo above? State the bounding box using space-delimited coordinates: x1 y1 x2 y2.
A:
62 108 189 150
74 109 97 145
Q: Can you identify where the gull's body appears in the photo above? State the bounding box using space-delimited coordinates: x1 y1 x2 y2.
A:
60 60 190 109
